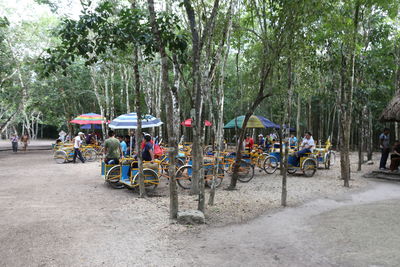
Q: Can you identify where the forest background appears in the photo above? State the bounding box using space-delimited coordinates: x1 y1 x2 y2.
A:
0 0 399 150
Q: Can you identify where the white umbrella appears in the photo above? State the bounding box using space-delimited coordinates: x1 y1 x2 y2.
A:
109 113 163 129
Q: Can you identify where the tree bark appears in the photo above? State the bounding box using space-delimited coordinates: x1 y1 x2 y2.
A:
90 68 106 138
339 0 360 187
209 0 234 205
281 140 288 206
147 0 179 218
296 93 301 142
358 110 363 171
184 0 204 197
133 46 145 198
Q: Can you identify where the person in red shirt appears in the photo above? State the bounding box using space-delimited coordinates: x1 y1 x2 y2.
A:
244 134 254 151
141 133 154 150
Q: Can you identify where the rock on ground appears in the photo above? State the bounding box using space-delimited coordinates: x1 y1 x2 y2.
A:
177 210 205 224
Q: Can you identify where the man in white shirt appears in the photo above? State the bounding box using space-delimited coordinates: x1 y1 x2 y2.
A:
297 132 315 159
73 132 85 163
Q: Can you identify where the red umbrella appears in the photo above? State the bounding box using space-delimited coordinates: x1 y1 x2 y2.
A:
181 118 212 127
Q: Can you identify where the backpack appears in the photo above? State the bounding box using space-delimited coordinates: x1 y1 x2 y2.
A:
154 144 164 156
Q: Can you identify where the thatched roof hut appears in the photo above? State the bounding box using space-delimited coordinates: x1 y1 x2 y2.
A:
380 90 400 122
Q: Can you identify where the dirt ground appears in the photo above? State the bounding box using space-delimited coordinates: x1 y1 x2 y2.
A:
176 182 400 267
0 140 396 266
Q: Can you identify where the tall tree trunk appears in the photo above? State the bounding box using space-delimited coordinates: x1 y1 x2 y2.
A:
110 65 115 120
367 107 373 161
296 93 301 141
339 1 360 187
122 65 131 113
133 47 145 198
184 0 204 197
228 62 272 189
209 0 234 205
90 68 106 138
282 56 293 206
281 140 288 206
147 0 179 218
358 110 363 171
307 97 312 132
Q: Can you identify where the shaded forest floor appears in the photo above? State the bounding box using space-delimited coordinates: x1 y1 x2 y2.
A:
0 141 384 266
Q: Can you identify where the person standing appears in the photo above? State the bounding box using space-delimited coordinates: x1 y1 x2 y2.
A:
20 134 29 152
118 135 128 156
10 134 18 153
379 128 390 170
104 130 122 164
73 132 85 163
129 130 136 153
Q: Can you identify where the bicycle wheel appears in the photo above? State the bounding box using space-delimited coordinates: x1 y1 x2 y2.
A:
329 151 336 166
106 165 124 189
163 157 185 175
287 167 297 174
142 169 159 192
203 145 214 155
176 165 192 189
234 160 255 183
223 152 236 172
257 153 268 170
54 150 67 164
83 148 97 162
263 156 279 174
302 158 317 177
324 152 331 169
205 167 224 188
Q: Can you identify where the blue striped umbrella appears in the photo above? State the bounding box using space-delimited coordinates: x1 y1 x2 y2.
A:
109 113 163 129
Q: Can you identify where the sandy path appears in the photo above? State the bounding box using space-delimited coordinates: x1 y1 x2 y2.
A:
175 182 400 266
0 150 180 267
0 145 394 266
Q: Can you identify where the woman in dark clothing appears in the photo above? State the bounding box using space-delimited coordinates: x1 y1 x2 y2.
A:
390 140 400 172
142 135 154 161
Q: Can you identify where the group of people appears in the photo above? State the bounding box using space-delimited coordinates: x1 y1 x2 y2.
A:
58 130 101 144
103 130 155 165
242 133 279 151
242 133 300 151
67 126 400 173
241 131 315 159
10 133 29 153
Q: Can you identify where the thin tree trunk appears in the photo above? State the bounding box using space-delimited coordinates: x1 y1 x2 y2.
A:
209 1 234 204
147 0 179 218
282 56 292 205
358 110 363 171
110 65 115 120
90 68 106 138
367 106 373 161
307 97 312 132
184 0 204 197
133 46 145 198
341 0 360 187
296 93 301 141
281 140 288 206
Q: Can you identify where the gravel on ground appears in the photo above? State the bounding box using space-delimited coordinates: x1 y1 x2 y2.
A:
0 139 382 266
